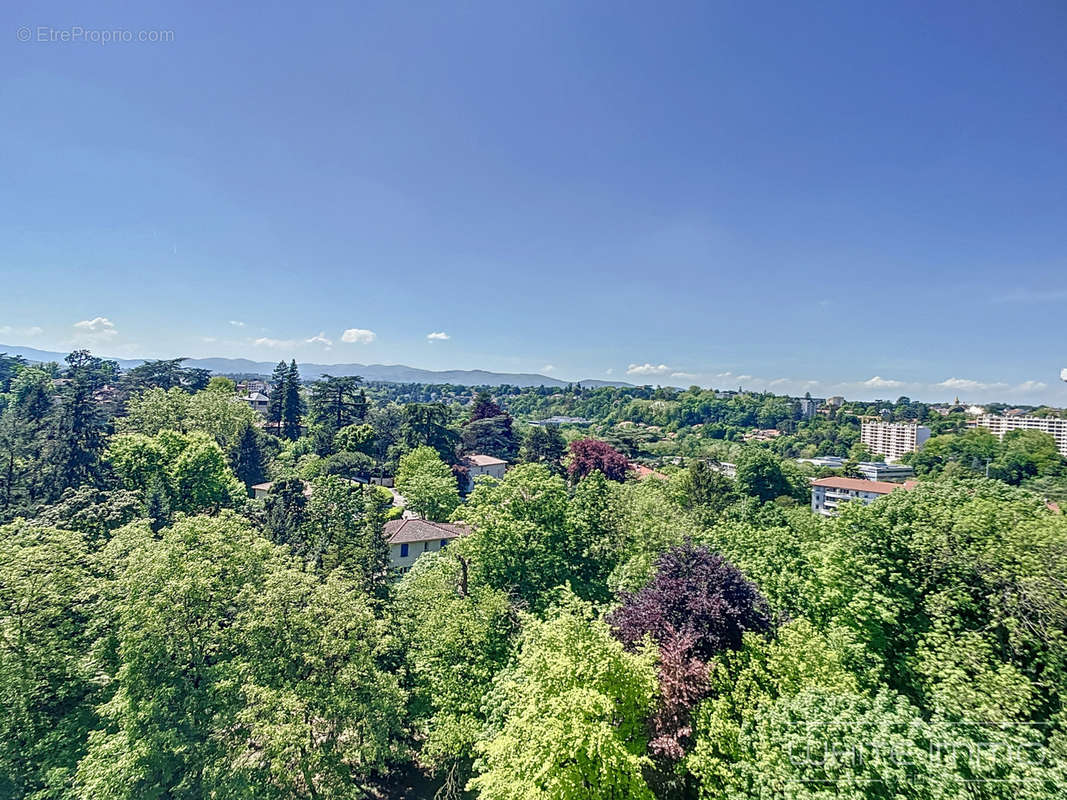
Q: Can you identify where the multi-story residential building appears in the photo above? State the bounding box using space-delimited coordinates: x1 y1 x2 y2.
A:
969 415 1067 458
861 421 931 461
796 397 818 420
810 476 909 516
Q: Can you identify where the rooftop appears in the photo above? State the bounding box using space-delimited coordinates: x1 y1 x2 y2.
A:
384 518 468 545
465 454 507 467
632 464 667 480
811 476 908 495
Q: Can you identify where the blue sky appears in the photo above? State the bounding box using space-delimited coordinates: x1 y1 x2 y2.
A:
1 1 1065 403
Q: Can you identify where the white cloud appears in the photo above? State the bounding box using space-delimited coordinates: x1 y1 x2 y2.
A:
427 331 450 342
341 328 376 344
627 363 674 376
0 325 43 337
253 336 298 349
73 317 118 339
541 364 556 373
228 320 246 327
1011 380 1047 393
862 376 905 389
936 377 1008 392
605 368 614 375
671 371 698 380
306 331 333 347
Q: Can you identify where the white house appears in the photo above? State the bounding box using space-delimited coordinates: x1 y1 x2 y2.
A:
385 518 467 574
462 453 507 492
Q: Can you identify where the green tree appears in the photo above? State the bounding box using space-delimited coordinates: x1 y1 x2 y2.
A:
395 446 461 521
170 432 247 512
734 449 805 503
301 476 389 592
262 477 308 548
520 424 567 473
266 361 288 432
0 523 103 798
34 486 145 545
395 554 516 786
562 470 622 601
470 595 657 800
281 360 304 440
115 387 191 437
74 514 404 799
107 431 244 515
401 403 459 463
230 422 269 493
206 376 235 393
55 351 117 493
990 429 1065 485
307 375 367 450
683 460 738 517
454 463 569 609
334 422 375 454
461 414 519 461
121 358 209 393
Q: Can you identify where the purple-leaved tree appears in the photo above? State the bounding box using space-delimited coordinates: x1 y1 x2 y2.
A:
609 542 772 760
567 438 631 483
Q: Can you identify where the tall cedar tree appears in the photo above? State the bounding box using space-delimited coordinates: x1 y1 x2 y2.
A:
263 477 308 548
281 360 303 440
402 403 459 463
122 358 210 393
231 423 268 493
57 351 117 492
469 390 503 421
308 375 367 454
521 425 567 473
266 361 287 431
461 415 518 462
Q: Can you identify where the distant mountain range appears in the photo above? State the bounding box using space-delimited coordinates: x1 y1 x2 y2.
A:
0 344 633 389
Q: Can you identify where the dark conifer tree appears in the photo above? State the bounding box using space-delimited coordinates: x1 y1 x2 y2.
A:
266 361 287 434
231 423 268 493
281 360 303 440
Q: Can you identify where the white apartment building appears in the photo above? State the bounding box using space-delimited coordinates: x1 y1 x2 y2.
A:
861 421 931 461
969 415 1067 458
811 477 907 516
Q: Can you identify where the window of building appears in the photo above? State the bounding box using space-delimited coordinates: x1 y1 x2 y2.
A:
424 540 431 551
400 543 409 558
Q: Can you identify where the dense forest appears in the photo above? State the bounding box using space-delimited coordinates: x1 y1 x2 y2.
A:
2 351 1066 798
